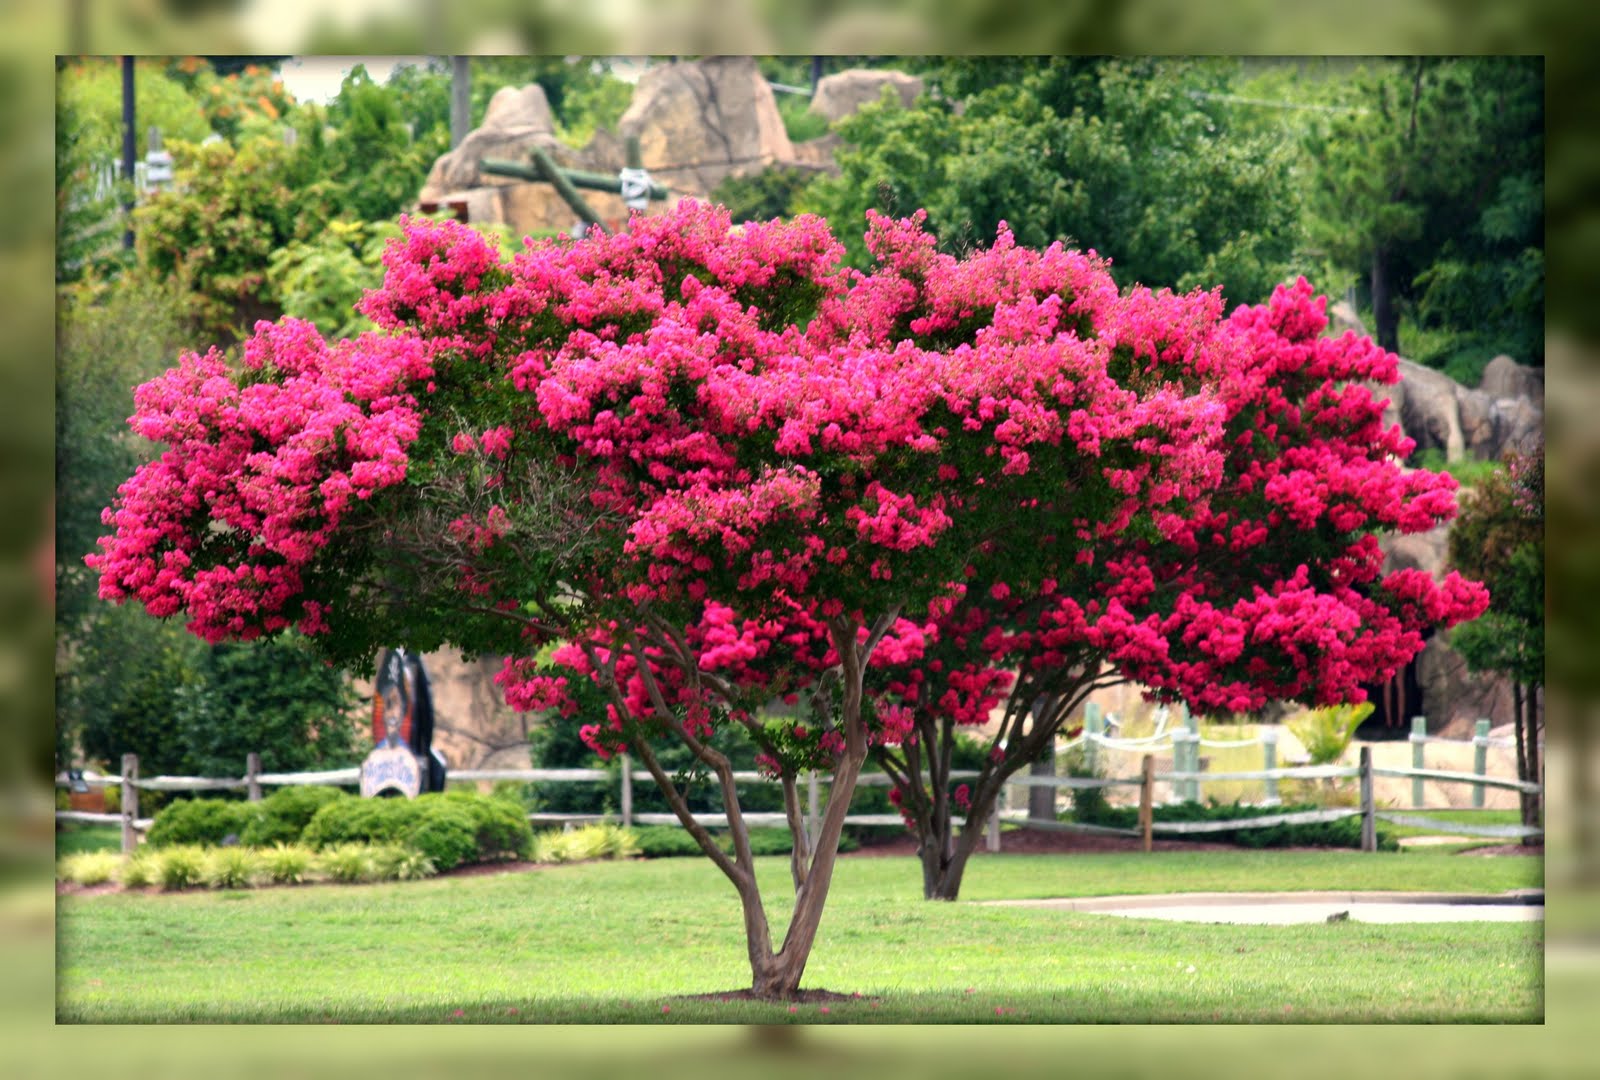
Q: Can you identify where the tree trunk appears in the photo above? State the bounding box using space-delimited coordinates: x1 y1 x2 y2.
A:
1521 682 1542 847
1372 245 1400 354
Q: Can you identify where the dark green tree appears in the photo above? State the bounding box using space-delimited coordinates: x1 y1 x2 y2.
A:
1448 449 1543 839
801 57 1301 309
1302 57 1542 378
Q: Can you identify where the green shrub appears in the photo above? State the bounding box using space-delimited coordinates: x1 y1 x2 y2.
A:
258 843 315 885
629 825 706 858
146 797 260 848
119 850 157 888
317 844 377 883
240 785 349 847
405 807 478 872
435 790 534 860
204 846 261 889
59 851 122 885
302 796 422 849
153 845 207 890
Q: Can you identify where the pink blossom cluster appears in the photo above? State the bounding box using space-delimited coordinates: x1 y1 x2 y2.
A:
88 201 1490 772
87 319 432 642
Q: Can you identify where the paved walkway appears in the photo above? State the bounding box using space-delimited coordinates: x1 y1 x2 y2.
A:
980 889 1544 924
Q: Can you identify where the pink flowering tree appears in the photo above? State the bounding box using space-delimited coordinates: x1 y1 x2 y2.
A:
90 203 1229 997
853 270 1489 900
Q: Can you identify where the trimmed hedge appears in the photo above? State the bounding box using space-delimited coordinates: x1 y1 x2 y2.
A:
301 791 532 871
145 797 259 848
240 785 348 847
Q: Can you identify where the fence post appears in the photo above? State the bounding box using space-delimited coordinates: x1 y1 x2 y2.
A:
120 753 139 855
986 805 1000 853
1083 701 1102 776
1410 715 1427 808
1261 726 1279 806
1183 705 1201 803
619 752 633 828
807 770 820 848
1472 718 1491 809
1359 746 1376 853
1139 754 1155 853
245 752 261 802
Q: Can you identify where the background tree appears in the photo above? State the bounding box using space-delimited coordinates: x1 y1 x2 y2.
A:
1301 57 1542 382
800 57 1302 310
1449 449 1543 838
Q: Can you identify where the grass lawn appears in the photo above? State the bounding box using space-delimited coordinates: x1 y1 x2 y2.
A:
55 823 121 857
57 849 1541 1024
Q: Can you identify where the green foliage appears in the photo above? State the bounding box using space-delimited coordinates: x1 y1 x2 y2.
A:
1075 799 1398 851
264 220 399 339
239 785 349 847
1299 58 1541 364
171 632 360 779
1449 450 1543 688
711 166 820 225
301 791 528 871
404 805 480 871
467 57 632 147
146 798 260 848
532 823 641 863
58 852 122 886
133 133 329 338
258 842 315 885
153 845 208 889
801 58 1300 308
203 846 262 889
1409 448 1504 489
1289 703 1375 766
315 65 449 223
55 58 212 167
628 824 706 858
775 93 830 144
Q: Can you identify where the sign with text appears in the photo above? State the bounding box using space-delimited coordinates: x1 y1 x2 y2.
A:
360 744 423 799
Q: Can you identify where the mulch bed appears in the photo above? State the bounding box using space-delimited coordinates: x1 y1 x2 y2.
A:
678 988 865 1004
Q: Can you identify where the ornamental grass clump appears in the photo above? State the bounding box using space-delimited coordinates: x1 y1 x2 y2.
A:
86 200 1491 998
316 844 377 884
119 850 158 888
153 845 207 890
258 842 315 885
59 851 122 886
203 846 261 889
369 843 437 881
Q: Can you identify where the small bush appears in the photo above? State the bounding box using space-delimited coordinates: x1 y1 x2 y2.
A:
303 796 422 849
436 790 534 860
119 850 157 888
629 825 706 858
258 843 314 885
1073 799 1398 852
204 847 261 889
317 844 377 884
146 797 260 848
154 845 207 890
59 851 122 885
406 808 478 872
240 785 349 847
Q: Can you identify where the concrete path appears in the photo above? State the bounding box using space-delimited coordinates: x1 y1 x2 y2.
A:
981 889 1544 924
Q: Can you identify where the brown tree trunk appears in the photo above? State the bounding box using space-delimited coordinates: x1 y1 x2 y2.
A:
1372 245 1400 355
1521 682 1542 847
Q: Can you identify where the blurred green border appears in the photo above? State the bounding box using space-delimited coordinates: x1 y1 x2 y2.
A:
7 1 1599 1076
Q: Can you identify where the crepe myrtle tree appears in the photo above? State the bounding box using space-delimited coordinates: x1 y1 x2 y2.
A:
86 200 1452 995
854 272 1489 900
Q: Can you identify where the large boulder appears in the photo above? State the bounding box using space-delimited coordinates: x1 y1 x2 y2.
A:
616 56 795 196
1391 359 1468 460
809 68 923 123
1480 354 1544 410
422 84 557 195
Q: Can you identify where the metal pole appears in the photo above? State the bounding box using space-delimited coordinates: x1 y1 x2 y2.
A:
246 752 261 802
1083 701 1101 777
1183 705 1200 803
121 56 135 249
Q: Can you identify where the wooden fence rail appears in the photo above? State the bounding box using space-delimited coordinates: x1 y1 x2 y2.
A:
60 719 1541 855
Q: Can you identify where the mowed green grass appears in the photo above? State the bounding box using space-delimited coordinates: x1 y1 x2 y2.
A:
56 850 1542 1024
